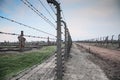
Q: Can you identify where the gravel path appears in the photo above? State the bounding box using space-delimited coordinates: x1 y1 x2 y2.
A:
63 43 109 80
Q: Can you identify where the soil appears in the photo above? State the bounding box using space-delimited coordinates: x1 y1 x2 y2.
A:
63 43 109 80
77 43 120 80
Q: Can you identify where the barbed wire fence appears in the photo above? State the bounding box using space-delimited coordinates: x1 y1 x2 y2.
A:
21 0 56 29
0 31 56 40
79 34 120 49
0 31 56 51
0 0 72 80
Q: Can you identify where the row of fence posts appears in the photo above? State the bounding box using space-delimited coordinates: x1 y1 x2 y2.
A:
47 0 72 80
18 0 72 79
81 34 120 48
61 21 72 61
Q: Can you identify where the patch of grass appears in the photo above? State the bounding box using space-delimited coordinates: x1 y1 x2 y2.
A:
0 46 56 80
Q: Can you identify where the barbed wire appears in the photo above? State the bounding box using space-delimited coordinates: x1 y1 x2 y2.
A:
57 0 60 3
61 11 66 21
0 16 56 37
38 0 56 21
21 0 56 29
0 31 56 40
58 0 67 22
49 4 56 15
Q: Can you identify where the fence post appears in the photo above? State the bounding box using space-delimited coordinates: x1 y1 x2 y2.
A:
118 34 120 48
105 36 108 47
68 31 71 55
47 37 50 46
66 28 70 57
61 20 67 61
100 37 102 45
111 35 114 45
47 0 63 80
102 37 104 46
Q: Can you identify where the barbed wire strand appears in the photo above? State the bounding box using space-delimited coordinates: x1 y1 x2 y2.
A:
0 16 56 37
61 11 66 21
21 0 56 29
58 0 66 22
0 31 56 40
23 0 56 28
49 4 56 15
38 0 56 21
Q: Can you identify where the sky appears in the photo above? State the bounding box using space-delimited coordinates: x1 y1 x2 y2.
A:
0 0 120 42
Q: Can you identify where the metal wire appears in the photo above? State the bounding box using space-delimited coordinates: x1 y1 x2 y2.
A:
61 10 66 21
0 16 56 37
21 0 56 29
0 31 56 40
59 0 66 21
56 0 60 3
38 0 56 21
49 4 56 15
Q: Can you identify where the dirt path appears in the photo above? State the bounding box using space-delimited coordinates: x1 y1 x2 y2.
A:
77 43 120 80
63 43 109 80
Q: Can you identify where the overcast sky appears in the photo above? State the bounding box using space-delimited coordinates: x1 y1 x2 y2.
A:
0 0 120 42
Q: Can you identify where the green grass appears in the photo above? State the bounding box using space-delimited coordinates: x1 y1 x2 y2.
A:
0 46 56 80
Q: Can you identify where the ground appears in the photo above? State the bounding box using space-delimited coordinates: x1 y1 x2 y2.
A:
77 43 120 80
10 54 56 80
63 43 109 80
10 43 120 80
